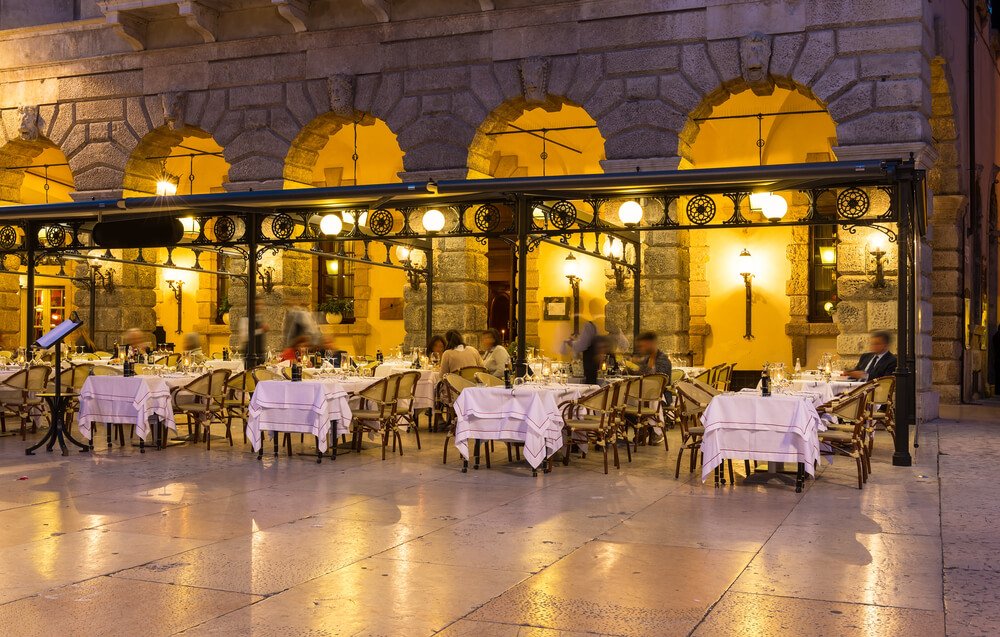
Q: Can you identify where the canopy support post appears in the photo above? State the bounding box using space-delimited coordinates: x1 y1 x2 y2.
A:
24 221 34 350
515 195 529 376
425 241 433 348
246 212 258 367
632 240 641 348
893 175 914 467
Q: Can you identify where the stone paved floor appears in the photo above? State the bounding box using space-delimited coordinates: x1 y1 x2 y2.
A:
0 418 993 636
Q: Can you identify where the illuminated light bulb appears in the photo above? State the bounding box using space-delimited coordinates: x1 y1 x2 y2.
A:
563 253 580 280
601 237 613 257
395 245 411 263
761 193 788 221
819 246 837 265
319 214 343 236
422 209 445 233
610 237 624 260
156 180 178 196
617 200 643 225
748 191 770 211
532 206 546 221
738 248 754 278
179 217 199 234
325 260 339 275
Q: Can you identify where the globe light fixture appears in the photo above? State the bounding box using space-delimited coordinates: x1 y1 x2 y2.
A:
563 253 580 281
617 199 643 226
748 191 770 211
319 214 343 236
422 208 445 233
760 193 788 222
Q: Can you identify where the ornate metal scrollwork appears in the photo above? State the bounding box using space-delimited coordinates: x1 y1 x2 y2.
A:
474 204 502 234
43 224 66 248
686 195 716 225
269 213 295 240
0 225 18 250
722 192 749 225
368 208 394 236
214 216 236 243
660 195 679 227
837 187 870 220
548 200 577 230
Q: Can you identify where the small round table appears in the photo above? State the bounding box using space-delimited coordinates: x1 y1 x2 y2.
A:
26 391 90 456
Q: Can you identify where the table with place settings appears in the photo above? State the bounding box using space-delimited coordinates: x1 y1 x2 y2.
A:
700 390 826 491
453 383 598 473
246 379 353 458
77 375 180 448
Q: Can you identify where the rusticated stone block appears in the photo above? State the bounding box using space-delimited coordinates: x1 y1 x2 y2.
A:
866 301 897 330
835 301 867 333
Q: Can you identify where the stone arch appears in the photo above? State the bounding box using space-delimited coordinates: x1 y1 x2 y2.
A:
283 111 403 187
466 94 576 177
123 124 229 196
0 136 75 204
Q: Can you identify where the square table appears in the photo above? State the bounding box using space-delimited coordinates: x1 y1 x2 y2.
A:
246 379 352 461
700 391 825 492
77 375 179 450
453 383 597 475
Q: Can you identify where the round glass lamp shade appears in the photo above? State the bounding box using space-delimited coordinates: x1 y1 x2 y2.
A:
563 253 580 279
618 200 643 225
395 245 411 263
738 248 754 278
408 249 426 268
319 214 343 236
760 193 788 221
422 208 445 232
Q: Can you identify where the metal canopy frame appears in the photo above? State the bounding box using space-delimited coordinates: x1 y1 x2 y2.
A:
0 158 923 467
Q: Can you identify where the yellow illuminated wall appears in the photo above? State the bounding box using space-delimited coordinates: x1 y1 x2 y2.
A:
534 243 607 356
688 88 838 369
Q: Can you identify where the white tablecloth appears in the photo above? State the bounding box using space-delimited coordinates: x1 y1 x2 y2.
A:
77 376 177 441
700 392 824 482
453 384 596 469
246 380 352 453
205 359 244 372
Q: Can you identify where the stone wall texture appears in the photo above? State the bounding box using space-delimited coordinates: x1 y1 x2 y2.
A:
0 0 991 410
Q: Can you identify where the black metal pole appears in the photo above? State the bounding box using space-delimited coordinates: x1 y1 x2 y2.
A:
893 178 913 467
632 242 641 348
425 242 433 347
515 196 529 376
89 268 96 343
24 221 34 350
246 212 258 368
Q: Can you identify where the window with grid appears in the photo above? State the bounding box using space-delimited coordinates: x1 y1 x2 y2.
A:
317 241 355 305
215 253 230 324
807 225 837 323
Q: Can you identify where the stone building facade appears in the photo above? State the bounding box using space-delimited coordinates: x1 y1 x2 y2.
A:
0 0 997 415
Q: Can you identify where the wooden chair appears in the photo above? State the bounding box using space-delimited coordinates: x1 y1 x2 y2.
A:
0 366 52 439
672 381 709 479
224 370 256 443
868 375 896 445
92 365 122 376
392 370 422 451
440 373 475 464
350 374 402 460
561 381 626 474
93 351 112 358
456 366 488 383
75 352 99 361
171 369 231 448
623 373 670 452
818 383 873 489
693 367 713 383
714 363 736 392
155 353 181 367
474 371 504 387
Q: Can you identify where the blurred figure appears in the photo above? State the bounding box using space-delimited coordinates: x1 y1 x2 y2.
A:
845 331 897 380
282 306 320 351
440 330 483 375
562 315 601 385
182 332 206 363
123 328 151 353
426 334 446 358
632 331 671 376
481 328 510 376
238 298 269 364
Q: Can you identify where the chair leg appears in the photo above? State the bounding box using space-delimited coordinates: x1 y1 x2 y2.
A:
675 448 684 478
412 420 421 450
205 422 211 450
107 422 113 448
623 430 632 463
395 429 404 456
602 441 609 474
744 459 752 477
727 459 735 485
483 439 490 468
442 434 450 464
612 437 620 470
381 426 389 461
855 455 864 489
507 444 513 462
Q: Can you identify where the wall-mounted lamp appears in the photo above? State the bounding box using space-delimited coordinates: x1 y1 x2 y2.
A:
564 253 582 336
617 199 643 227
166 279 184 334
395 245 427 291
155 174 180 197
422 208 445 233
867 234 888 289
601 236 634 292
92 264 116 293
819 245 837 265
258 266 275 294
739 248 755 340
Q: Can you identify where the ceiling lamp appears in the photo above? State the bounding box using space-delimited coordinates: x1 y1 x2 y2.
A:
155 175 179 197
319 214 343 236
617 200 643 226
760 193 788 222
748 191 770 211
422 209 445 233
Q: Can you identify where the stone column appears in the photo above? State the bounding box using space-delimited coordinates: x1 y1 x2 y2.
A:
928 195 965 405
0 266 19 349
688 228 710 365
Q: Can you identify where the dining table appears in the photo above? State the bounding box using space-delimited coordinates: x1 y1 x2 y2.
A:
452 382 599 475
700 389 826 492
77 374 188 451
246 378 353 462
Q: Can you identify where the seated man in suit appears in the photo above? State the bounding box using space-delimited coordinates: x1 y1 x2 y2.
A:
845 330 897 380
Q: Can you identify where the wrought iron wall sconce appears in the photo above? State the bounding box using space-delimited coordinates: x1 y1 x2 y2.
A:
868 235 888 289
166 279 184 334
394 245 427 291
563 253 582 336
92 264 115 293
601 236 635 292
258 266 275 294
739 248 755 340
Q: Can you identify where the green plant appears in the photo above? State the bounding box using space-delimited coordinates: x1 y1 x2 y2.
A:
215 298 232 323
319 297 354 316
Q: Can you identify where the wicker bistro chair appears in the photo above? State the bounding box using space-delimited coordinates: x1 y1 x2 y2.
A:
868 375 897 445
350 373 404 460
561 381 630 474
456 366 488 383
623 373 670 452
252 367 282 383
154 353 182 367
224 370 257 444
474 371 504 387
671 380 712 479
171 369 232 448
92 365 122 376
391 371 422 451
440 373 475 464
714 363 736 392
0 366 52 439
818 383 873 489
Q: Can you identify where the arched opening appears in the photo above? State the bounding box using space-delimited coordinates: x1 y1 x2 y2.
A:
467 101 607 357
0 138 76 349
282 113 407 355
685 87 840 370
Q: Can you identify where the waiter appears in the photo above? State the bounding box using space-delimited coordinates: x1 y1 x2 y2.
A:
845 330 897 380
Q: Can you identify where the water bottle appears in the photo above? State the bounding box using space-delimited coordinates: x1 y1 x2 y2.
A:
760 364 771 397
291 362 302 381
794 357 801 374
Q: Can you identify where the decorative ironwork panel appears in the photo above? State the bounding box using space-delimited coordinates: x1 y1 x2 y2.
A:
213 216 237 243
0 225 18 250
686 195 716 225
269 213 295 240
548 200 577 230
474 204 502 233
368 209 394 236
837 187 870 220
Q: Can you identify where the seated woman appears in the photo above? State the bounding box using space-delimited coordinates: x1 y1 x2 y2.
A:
439 330 484 375
426 334 446 362
480 328 510 376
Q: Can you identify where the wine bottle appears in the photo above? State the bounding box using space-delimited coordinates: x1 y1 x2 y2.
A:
760 364 771 397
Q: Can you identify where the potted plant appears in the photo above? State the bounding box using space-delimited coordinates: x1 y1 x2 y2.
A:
319 297 353 325
216 298 232 325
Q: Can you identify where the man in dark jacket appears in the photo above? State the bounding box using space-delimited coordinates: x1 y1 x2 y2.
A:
846 330 897 380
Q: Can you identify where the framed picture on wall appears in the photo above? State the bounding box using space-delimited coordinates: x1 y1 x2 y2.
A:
380 297 404 320
543 297 569 321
